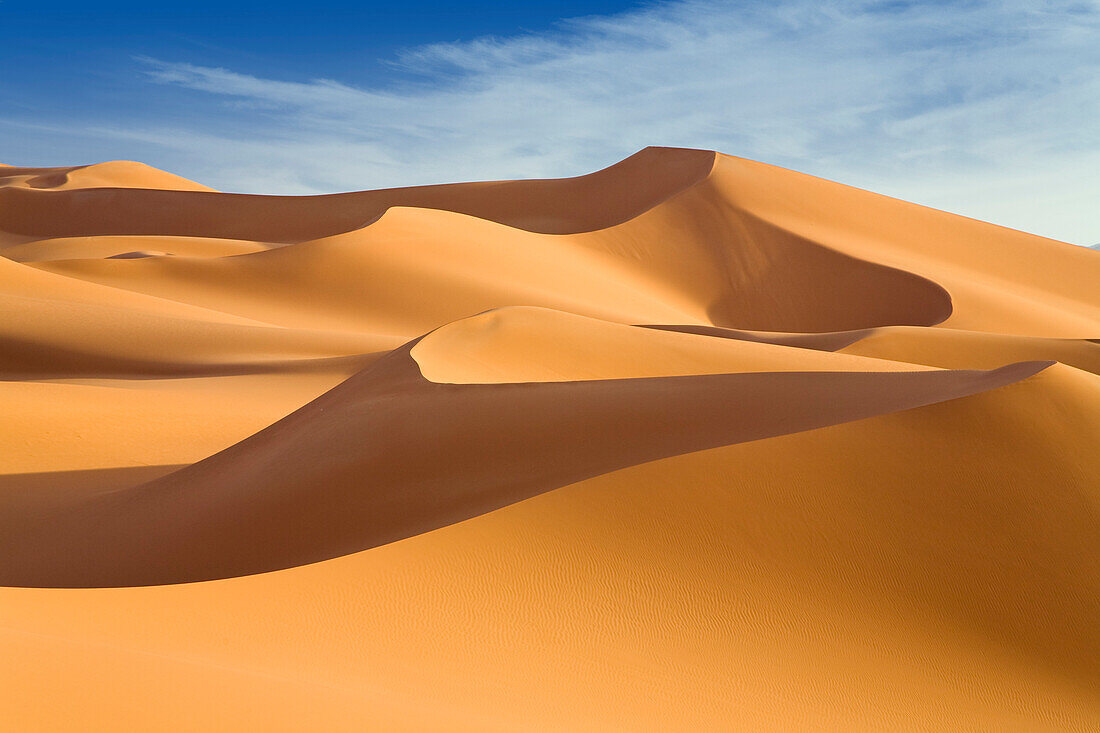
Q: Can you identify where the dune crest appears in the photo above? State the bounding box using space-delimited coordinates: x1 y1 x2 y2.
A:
1 149 1098 730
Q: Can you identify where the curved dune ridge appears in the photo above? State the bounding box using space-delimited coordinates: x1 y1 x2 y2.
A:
1 148 1098 730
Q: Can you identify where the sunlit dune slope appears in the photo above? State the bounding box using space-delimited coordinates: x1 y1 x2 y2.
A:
1 148 1097 730
0 160 215 192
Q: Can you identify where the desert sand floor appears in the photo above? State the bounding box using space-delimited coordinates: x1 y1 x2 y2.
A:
1 148 1098 730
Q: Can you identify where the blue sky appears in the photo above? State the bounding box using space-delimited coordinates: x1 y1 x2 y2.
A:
4 0 1098 245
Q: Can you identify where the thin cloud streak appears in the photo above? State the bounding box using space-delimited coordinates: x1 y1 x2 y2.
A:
14 0 1100 243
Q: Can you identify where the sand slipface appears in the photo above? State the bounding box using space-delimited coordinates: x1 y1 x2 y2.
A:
1 148 1098 731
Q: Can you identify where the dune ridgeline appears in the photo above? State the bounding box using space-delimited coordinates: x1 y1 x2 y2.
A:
1 148 1098 730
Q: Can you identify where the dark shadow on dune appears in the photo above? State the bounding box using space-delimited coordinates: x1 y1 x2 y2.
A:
698 209 954 332
106 251 173 259
0 165 88 190
0 465 184 510
0 335 382 380
0 335 1050 588
639 324 875 351
0 148 716 243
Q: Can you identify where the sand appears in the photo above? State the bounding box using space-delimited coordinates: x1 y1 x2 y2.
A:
1 147 1097 730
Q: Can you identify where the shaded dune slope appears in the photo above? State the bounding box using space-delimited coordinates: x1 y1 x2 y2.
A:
2 148 1099 729
25 204 952 335
0 314 1049 587
0 147 715 242
648 322 1100 374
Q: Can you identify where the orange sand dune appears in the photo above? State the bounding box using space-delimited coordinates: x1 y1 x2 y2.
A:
1 148 1098 730
2 234 271 262
0 160 215 192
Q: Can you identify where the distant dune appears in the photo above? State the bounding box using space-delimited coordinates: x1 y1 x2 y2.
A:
1 148 1097 731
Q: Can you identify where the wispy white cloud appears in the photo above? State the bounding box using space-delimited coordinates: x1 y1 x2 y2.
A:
13 0 1100 243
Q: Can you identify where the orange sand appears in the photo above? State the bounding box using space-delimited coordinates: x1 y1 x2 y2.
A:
1 148 1097 730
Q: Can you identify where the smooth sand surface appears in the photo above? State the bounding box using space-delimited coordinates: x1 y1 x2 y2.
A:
1 148 1098 730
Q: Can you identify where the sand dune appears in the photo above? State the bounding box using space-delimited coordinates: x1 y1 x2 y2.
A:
0 160 215 192
1 148 1097 730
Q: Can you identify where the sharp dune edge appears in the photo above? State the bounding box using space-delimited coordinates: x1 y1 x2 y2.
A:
1 147 1098 731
